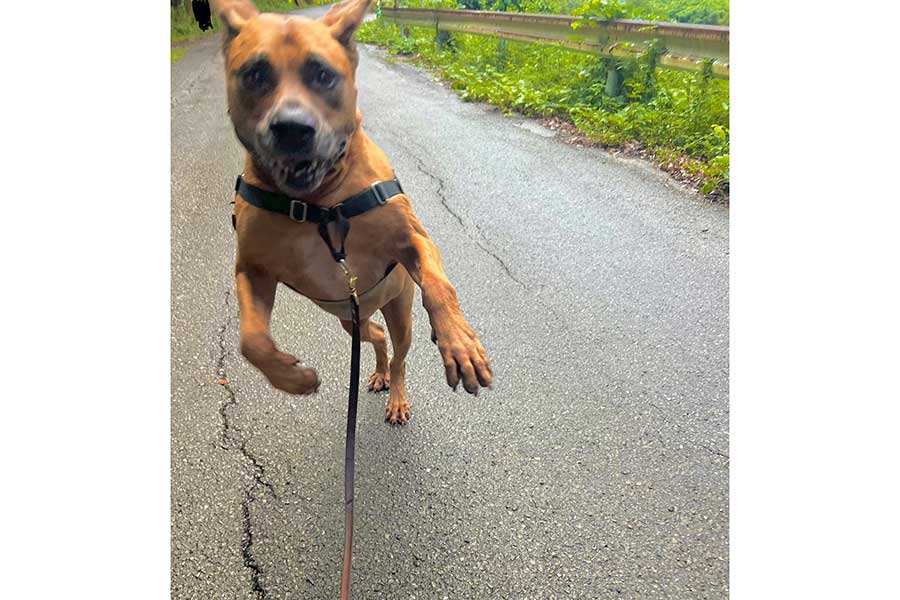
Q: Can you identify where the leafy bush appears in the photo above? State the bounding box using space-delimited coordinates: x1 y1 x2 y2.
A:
170 1 314 44
638 0 729 24
171 5 213 43
358 7 730 197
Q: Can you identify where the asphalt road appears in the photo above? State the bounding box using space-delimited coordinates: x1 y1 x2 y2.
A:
171 6 729 598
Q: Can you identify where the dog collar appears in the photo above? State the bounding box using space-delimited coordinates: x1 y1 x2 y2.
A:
234 174 403 224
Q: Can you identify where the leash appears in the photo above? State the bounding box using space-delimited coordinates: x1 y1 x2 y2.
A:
341 293 360 600
232 174 404 600
317 212 361 600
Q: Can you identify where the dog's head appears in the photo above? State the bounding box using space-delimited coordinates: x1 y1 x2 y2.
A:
213 0 371 195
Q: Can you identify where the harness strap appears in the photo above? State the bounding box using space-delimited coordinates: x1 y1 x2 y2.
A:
317 210 350 262
235 175 402 224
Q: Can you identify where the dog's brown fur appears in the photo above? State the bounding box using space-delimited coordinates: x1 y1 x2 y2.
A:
213 0 492 423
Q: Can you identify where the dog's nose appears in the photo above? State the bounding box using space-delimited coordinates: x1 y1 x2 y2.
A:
269 116 316 154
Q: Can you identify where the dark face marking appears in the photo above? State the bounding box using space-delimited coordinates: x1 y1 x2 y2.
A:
301 55 343 108
236 55 277 97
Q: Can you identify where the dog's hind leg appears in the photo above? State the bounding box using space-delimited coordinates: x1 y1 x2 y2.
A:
379 274 415 425
340 318 390 392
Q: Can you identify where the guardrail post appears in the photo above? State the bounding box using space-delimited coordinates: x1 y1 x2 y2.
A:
436 21 451 50
605 62 622 98
497 38 507 66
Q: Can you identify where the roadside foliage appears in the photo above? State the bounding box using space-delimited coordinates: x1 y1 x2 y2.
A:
170 1 329 44
358 0 730 198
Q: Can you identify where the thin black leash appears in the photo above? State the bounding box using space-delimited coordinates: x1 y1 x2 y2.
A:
316 211 361 600
341 295 360 600
232 175 403 600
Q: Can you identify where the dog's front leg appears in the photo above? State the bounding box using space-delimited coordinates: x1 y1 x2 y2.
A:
396 215 493 395
235 265 320 395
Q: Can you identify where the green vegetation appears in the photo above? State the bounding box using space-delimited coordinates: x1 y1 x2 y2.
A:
636 0 728 24
170 1 324 60
359 0 729 198
573 0 727 24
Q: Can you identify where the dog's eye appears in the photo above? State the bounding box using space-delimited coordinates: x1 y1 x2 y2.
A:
304 59 339 91
240 60 276 95
315 66 336 88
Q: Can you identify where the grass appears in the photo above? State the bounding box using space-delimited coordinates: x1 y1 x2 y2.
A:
170 1 323 62
170 5 218 45
357 13 729 199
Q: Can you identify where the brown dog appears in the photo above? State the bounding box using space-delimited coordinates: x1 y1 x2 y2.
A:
212 0 492 424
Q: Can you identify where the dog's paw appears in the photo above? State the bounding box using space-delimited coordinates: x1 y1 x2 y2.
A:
385 393 410 425
269 363 320 395
367 371 390 392
241 339 320 395
434 320 493 395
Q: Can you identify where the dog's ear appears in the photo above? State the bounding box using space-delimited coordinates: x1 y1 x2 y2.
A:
212 0 258 38
321 0 373 47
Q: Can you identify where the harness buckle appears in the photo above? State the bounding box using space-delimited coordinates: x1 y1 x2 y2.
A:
370 181 388 205
289 200 308 222
337 259 360 305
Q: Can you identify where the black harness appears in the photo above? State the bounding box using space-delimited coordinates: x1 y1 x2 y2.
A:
235 174 402 227
232 174 404 600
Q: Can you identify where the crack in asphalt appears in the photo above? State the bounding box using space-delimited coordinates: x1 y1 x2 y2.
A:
215 290 279 500
413 156 526 288
469 220 525 287
241 492 269 599
391 133 528 289
412 154 464 230
643 399 729 459
692 442 730 460
214 289 277 597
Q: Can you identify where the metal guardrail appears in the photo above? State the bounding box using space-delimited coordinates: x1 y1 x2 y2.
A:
379 8 729 79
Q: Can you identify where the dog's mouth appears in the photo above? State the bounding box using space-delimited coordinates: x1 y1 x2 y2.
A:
267 144 347 194
275 157 332 191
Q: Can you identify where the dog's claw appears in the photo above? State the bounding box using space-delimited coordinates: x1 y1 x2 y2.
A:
385 395 410 425
433 320 492 396
367 371 390 393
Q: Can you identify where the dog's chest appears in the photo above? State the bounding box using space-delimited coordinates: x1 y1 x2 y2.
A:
256 218 396 302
